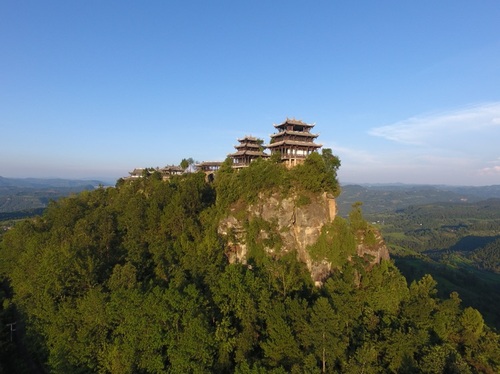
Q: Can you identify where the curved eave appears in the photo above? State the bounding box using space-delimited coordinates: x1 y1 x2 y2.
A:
274 119 314 128
237 136 261 143
270 131 319 139
229 150 269 157
234 144 262 150
266 140 322 148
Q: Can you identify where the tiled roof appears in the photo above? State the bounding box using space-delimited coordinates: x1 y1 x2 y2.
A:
237 135 262 142
195 161 223 167
270 130 318 138
274 118 314 128
129 168 145 175
160 165 184 172
229 150 269 157
266 140 322 148
235 143 261 149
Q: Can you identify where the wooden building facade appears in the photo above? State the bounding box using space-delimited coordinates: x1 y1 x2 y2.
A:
159 165 184 179
229 136 269 168
266 118 322 167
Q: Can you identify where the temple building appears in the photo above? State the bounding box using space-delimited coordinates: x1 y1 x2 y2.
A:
195 161 223 182
159 165 184 179
127 168 145 179
229 136 269 168
125 167 155 180
266 118 322 167
195 161 222 173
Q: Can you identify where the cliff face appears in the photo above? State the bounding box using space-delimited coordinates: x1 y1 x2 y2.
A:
218 191 389 284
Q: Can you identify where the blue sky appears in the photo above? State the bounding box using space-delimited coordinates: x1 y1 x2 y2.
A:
1 1 500 185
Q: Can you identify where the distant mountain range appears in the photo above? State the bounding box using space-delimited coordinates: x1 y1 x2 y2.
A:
337 183 500 216
0 176 107 189
0 176 108 214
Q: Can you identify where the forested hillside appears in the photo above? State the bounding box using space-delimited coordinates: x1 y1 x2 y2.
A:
1 156 499 373
337 184 500 217
364 198 500 331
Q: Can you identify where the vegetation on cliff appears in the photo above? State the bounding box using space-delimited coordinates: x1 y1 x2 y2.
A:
0 154 499 373
215 150 341 211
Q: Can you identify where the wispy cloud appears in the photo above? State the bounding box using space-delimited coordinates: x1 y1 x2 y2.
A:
326 143 378 165
369 102 500 146
337 103 500 184
479 165 500 176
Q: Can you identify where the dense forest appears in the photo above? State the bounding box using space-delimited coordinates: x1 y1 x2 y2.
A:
360 199 500 330
1 154 499 373
336 184 500 217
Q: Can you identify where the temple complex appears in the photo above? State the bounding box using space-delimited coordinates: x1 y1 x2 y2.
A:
228 136 268 168
266 118 322 167
124 118 324 181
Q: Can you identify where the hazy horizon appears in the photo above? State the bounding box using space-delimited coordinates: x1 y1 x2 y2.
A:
2 2 500 185
2 173 500 189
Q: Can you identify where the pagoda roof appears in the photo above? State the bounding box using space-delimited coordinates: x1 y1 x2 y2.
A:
229 150 269 157
274 118 315 129
270 130 319 139
266 140 322 148
129 168 145 175
235 143 261 149
237 135 262 143
128 167 156 176
160 165 184 172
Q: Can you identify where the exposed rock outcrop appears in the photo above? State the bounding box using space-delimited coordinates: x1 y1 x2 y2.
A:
218 191 389 285
355 231 390 267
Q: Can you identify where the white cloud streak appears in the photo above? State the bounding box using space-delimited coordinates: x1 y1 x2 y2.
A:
479 165 500 176
325 143 378 165
336 102 500 185
369 102 500 146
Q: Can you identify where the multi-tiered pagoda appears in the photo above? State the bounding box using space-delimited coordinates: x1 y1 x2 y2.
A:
229 136 268 168
266 118 322 167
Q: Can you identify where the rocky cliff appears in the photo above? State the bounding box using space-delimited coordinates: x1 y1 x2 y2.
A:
218 191 390 285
